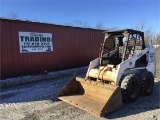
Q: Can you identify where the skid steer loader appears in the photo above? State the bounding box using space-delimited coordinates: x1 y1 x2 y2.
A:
58 29 155 117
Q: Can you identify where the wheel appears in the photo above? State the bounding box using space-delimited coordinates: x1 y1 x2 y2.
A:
140 71 154 95
120 74 140 103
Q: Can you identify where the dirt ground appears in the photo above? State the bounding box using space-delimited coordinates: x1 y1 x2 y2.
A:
155 46 160 79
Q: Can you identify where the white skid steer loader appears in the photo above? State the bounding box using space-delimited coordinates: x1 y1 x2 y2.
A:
58 29 155 117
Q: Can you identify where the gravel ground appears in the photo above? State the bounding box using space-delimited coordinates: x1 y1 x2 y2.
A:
0 73 160 120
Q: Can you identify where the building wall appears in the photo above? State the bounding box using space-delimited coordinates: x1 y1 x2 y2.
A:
0 19 110 78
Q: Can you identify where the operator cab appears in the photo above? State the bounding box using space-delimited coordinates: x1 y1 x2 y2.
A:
100 29 147 67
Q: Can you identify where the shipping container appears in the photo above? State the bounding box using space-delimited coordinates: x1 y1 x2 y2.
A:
0 18 112 78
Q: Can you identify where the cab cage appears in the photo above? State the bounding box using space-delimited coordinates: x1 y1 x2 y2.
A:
100 29 146 66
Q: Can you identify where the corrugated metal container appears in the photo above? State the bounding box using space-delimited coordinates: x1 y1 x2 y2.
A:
0 18 111 78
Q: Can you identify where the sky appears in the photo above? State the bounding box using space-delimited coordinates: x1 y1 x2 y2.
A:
0 0 160 33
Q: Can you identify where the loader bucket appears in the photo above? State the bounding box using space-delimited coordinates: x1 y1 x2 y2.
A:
58 77 123 117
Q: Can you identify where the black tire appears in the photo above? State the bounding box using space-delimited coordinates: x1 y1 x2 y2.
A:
140 71 154 95
120 74 140 103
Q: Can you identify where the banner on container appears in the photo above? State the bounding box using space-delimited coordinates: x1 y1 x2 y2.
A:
19 32 53 53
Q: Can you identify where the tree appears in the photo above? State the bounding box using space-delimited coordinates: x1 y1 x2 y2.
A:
8 11 19 20
144 30 154 44
133 21 158 45
134 21 145 31
156 33 160 44
65 20 90 28
95 22 106 30
82 21 90 28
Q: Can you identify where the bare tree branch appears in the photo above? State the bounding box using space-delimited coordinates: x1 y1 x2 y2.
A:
8 11 19 20
134 21 146 31
65 20 91 28
95 22 106 30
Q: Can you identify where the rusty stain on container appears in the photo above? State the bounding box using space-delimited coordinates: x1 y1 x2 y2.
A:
0 18 107 78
